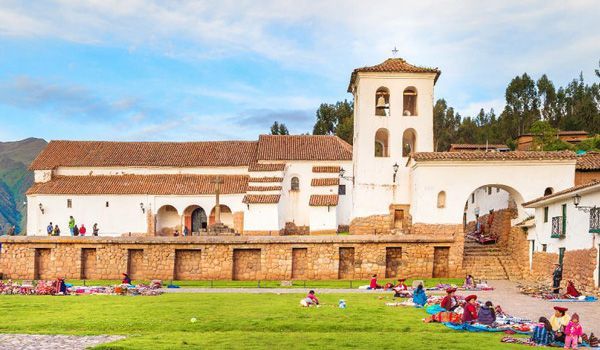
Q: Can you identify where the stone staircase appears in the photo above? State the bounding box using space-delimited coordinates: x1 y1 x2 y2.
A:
462 240 523 280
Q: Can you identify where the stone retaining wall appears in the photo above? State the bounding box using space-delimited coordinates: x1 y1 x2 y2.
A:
530 248 599 294
348 214 392 235
0 235 463 281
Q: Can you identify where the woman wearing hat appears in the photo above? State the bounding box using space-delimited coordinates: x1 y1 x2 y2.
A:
462 295 479 323
393 278 409 297
550 306 570 342
440 288 459 311
553 263 563 294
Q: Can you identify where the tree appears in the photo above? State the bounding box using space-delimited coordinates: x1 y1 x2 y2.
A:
501 73 540 138
270 121 289 135
537 74 558 125
312 100 354 144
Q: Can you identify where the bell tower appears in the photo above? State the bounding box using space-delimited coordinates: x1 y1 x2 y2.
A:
347 57 440 220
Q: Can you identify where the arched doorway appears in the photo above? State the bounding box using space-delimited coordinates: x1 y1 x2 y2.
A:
156 205 180 236
191 207 207 232
209 205 233 227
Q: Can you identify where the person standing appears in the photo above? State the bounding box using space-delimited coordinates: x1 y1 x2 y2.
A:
564 313 583 349
73 224 79 236
53 224 61 236
92 223 99 236
553 263 563 294
68 216 75 236
183 226 189 236
47 222 53 236
79 224 86 236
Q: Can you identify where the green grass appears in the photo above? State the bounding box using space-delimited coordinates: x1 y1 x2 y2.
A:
58 278 463 289
0 292 526 349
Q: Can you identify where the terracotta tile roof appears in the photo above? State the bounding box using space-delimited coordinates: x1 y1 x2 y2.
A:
311 178 339 186
520 130 588 137
576 152 600 171
257 135 352 161
247 186 282 192
312 166 341 173
348 58 441 92
449 144 508 151
242 194 281 204
30 140 258 170
26 175 248 195
523 180 600 207
413 151 577 162
309 194 339 206
248 177 283 183
248 163 285 172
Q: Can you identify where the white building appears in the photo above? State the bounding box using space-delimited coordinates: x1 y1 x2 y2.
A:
464 186 512 223
26 57 581 237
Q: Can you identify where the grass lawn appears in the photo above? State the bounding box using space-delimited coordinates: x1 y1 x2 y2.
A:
58 278 464 289
0 292 526 349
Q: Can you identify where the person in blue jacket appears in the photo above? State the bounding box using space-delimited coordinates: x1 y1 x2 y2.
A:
412 283 427 306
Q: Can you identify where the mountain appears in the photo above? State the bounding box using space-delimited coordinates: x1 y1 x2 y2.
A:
0 138 47 234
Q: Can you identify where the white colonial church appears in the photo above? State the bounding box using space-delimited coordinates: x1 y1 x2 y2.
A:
26 58 577 237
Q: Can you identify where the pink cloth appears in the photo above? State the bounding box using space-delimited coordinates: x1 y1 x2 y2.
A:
565 322 583 336
564 335 579 349
306 294 319 304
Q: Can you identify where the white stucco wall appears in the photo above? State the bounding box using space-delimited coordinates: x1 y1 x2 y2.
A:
27 194 149 236
351 72 436 218
529 190 600 253
464 186 511 222
410 160 576 224
244 204 279 232
309 206 337 232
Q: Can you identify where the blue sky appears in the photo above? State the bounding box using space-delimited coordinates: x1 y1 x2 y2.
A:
0 0 598 142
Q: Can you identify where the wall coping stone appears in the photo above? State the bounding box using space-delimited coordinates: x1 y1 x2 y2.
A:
0 235 455 245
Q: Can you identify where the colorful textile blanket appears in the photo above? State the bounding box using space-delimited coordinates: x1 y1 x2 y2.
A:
548 296 598 302
442 322 533 335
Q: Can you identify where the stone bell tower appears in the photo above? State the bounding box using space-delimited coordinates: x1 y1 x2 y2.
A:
347 57 440 225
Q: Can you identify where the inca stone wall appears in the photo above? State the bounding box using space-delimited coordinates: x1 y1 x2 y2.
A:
0 234 464 281
530 248 599 294
349 214 392 235
385 247 402 278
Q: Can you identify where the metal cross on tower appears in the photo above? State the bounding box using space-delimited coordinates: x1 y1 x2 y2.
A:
391 46 399 57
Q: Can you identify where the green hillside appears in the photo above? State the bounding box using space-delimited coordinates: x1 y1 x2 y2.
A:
0 138 47 234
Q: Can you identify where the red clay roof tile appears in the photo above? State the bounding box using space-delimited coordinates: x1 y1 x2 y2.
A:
309 194 339 206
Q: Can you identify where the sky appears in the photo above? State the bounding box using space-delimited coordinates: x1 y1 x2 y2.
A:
0 0 598 142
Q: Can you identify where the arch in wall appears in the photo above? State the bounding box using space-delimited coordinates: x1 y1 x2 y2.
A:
462 184 521 228
437 191 446 208
156 205 180 236
375 87 390 116
544 187 554 196
209 204 233 227
403 87 417 116
402 128 417 157
183 205 207 233
375 128 389 157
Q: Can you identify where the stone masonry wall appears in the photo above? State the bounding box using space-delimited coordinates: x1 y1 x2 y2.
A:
530 249 599 294
349 215 392 235
0 235 463 281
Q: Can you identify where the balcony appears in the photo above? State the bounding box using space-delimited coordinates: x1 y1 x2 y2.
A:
590 207 600 234
551 216 565 238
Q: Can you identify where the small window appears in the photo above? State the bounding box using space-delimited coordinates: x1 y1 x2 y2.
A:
543 207 549 223
375 87 390 116
105 201 109 208
338 184 346 195
471 193 475 204
437 191 446 208
67 199 72 208
542 244 547 252
291 177 300 191
544 187 554 196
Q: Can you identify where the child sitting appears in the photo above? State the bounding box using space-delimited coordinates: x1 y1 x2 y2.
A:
300 290 320 307
478 301 496 325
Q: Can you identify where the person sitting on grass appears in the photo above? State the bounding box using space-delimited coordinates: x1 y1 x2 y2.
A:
393 278 410 298
440 287 459 311
550 306 570 342
532 317 555 346
122 273 132 285
369 274 382 289
462 295 479 323
477 301 496 325
412 284 427 306
300 290 319 307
